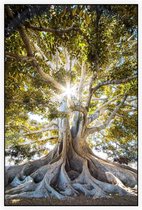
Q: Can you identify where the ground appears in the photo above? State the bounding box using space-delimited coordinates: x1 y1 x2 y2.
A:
5 195 138 206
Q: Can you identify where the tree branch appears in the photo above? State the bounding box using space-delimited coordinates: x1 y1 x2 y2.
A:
92 75 137 93
6 122 58 135
5 124 31 132
85 73 97 110
5 51 54 75
90 97 108 101
124 103 137 109
20 28 64 91
23 123 58 136
78 62 86 101
84 8 101 111
5 5 50 37
5 52 33 62
70 104 87 116
17 136 58 146
6 6 64 92
86 95 128 135
87 94 122 124
25 22 79 34
33 42 55 71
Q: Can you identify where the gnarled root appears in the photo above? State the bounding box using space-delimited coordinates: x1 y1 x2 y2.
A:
5 144 60 186
5 145 137 200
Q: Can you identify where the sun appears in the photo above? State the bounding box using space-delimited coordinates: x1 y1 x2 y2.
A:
52 84 76 102
64 86 73 97
63 84 76 97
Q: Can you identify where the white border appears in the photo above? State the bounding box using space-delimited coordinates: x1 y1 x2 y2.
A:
1 0 141 4
0 1 141 209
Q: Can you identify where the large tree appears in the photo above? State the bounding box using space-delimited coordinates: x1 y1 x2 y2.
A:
5 5 138 199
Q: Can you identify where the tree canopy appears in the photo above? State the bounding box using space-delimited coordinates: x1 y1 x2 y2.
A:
5 5 137 164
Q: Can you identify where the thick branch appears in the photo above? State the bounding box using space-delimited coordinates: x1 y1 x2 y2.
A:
67 92 87 116
85 73 97 110
92 75 137 93
25 23 79 34
86 95 128 135
5 5 50 37
18 26 33 57
70 104 87 116
20 27 64 91
6 6 64 92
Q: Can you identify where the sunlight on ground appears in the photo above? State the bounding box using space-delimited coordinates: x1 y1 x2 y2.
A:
11 199 21 204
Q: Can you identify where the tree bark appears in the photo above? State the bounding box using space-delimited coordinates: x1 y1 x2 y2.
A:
5 97 137 199
5 126 137 200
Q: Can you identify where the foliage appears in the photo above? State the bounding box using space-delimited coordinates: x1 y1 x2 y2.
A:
5 5 137 164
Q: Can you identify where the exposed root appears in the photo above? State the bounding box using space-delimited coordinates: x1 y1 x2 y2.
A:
57 163 78 196
88 154 137 188
5 144 137 200
73 160 136 198
5 144 62 186
92 152 137 173
6 177 37 195
72 160 107 198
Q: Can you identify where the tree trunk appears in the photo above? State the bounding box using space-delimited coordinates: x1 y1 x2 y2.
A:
5 129 137 199
5 96 137 199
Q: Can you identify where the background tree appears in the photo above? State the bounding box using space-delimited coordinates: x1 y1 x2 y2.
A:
5 5 137 199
